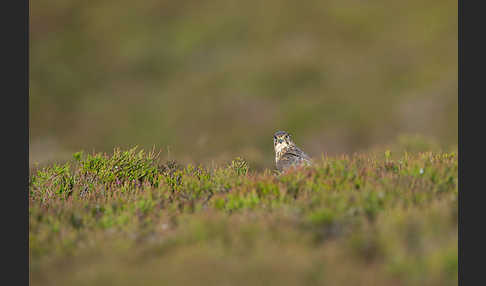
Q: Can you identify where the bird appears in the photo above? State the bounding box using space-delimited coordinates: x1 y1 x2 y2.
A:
273 130 312 172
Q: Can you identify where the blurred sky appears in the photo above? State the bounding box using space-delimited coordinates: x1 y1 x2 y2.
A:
30 0 457 169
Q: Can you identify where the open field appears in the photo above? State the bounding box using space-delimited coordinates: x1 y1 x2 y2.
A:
30 0 457 284
29 142 457 286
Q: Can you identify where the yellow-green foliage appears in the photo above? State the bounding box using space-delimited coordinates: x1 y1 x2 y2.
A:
29 147 457 286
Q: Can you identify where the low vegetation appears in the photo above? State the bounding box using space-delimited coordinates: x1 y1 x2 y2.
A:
29 146 457 286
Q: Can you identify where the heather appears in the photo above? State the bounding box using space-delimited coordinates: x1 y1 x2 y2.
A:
29 146 457 286
30 0 457 284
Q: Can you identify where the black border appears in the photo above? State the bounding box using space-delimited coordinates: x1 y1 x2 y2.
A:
458 0 484 285
3 0 29 284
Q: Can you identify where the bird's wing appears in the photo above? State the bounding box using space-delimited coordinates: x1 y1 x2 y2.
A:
297 148 312 162
287 146 312 163
277 152 300 170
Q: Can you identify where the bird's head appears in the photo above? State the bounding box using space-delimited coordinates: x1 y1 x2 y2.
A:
273 130 294 153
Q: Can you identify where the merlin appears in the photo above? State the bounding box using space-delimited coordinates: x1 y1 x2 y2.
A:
273 130 312 172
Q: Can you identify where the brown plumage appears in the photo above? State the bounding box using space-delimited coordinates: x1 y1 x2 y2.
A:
273 131 312 172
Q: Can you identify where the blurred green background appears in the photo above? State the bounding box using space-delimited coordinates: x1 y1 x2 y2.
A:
30 0 457 170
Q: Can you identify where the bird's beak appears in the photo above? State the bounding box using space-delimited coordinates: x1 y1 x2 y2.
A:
278 139 283 144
